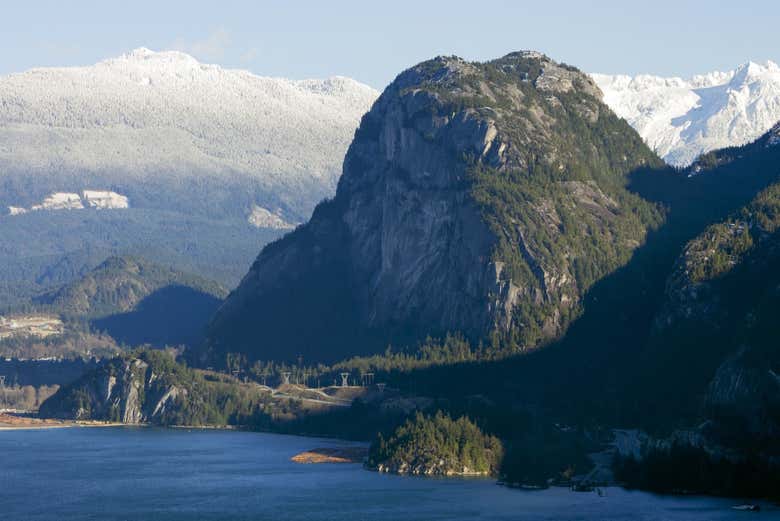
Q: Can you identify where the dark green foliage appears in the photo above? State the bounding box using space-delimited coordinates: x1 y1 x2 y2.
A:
677 183 780 285
7 255 228 351
34 255 227 319
628 179 780 430
499 430 595 487
0 208 282 309
615 444 780 499
367 411 504 476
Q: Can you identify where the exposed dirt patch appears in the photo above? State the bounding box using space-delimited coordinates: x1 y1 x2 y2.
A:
291 447 368 464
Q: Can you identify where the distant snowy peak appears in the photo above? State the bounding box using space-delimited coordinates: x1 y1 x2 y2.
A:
0 48 379 220
1 47 377 130
592 61 780 166
95 47 375 98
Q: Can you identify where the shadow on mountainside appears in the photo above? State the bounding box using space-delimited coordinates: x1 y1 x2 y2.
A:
402 150 780 433
92 285 222 349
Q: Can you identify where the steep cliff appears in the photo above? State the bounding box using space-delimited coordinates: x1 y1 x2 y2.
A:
202 51 664 365
39 351 189 423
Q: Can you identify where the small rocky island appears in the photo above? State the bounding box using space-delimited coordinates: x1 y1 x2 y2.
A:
366 412 503 477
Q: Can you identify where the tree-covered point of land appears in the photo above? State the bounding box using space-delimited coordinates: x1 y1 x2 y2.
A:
367 411 503 476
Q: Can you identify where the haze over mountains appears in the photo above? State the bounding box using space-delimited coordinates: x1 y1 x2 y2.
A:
0 49 377 303
0 47 378 222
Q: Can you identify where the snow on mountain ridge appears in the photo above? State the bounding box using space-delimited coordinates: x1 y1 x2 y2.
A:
592 60 780 166
0 48 379 221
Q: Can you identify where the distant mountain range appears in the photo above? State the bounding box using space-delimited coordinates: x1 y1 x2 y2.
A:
0 47 378 223
0 49 378 303
592 61 780 166
2 50 779 308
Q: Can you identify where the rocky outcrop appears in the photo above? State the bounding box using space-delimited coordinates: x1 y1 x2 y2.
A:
374 460 490 477
39 355 188 424
202 51 663 364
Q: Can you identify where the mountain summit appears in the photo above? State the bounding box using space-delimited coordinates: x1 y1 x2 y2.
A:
592 60 780 166
0 49 378 299
201 51 663 365
0 47 378 221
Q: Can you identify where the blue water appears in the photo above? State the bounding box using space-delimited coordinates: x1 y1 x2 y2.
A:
0 427 776 521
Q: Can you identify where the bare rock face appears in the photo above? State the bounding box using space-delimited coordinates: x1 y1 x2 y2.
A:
203 51 662 364
40 356 187 424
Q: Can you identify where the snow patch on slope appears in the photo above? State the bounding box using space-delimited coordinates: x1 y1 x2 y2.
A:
8 190 128 215
82 190 129 209
31 193 83 211
247 205 296 230
592 61 780 166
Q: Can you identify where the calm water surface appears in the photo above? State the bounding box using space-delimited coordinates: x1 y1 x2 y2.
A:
1 427 777 521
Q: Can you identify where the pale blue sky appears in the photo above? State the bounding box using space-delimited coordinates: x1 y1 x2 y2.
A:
3 0 778 88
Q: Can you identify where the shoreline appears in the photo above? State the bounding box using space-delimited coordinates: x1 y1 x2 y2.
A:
1 419 775 504
0 420 128 431
0 412 127 431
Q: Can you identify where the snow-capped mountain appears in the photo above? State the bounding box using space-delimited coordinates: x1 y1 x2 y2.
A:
0 49 378 299
592 61 780 166
0 47 378 222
